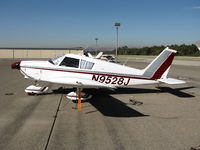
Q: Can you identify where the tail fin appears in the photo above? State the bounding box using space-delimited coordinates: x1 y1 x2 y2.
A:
142 47 176 80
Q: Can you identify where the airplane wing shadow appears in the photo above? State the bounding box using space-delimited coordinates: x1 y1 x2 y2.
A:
88 94 148 118
100 86 195 98
49 87 149 118
156 86 195 98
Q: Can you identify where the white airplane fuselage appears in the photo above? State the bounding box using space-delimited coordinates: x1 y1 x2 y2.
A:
20 55 158 88
12 48 185 89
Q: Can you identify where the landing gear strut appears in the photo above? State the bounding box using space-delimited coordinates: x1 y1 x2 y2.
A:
77 88 81 111
66 88 92 111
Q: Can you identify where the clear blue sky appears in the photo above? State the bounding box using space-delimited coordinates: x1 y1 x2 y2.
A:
0 0 199 48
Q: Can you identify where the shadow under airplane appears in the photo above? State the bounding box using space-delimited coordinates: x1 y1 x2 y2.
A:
51 87 149 117
46 86 195 117
87 86 195 117
88 94 148 117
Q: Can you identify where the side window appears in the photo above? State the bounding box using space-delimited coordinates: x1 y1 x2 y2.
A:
85 61 94 69
80 60 94 69
80 60 86 69
60 57 79 68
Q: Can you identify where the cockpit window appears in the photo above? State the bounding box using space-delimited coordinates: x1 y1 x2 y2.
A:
48 55 64 65
80 59 94 69
60 57 79 68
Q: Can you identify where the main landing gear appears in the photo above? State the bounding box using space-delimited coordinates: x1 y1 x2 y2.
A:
66 88 92 111
24 83 92 111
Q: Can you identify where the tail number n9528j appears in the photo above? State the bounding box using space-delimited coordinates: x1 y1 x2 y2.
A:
92 75 130 86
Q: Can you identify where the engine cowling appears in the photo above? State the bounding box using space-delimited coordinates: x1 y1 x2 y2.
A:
11 61 21 69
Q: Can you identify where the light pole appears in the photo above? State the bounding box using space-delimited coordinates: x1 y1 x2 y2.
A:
12 49 14 59
95 38 98 55
114 22 120 57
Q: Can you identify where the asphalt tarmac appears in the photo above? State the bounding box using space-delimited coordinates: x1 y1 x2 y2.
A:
0 59 200 150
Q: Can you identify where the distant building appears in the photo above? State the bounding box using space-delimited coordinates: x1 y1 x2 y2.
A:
0 47 83 59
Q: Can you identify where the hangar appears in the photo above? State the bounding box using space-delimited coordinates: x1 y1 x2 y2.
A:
0 48 83 59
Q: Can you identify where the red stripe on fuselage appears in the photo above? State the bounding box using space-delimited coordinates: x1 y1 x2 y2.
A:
21 66 149 80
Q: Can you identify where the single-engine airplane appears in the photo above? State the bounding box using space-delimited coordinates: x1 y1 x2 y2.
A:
11 47 185 111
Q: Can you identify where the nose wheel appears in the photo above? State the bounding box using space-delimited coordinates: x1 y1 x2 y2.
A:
25 85 48 95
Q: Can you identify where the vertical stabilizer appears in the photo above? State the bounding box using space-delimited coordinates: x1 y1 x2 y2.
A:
142 47 176 80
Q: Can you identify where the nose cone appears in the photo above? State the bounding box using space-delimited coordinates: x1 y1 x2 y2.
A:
11 61 21 69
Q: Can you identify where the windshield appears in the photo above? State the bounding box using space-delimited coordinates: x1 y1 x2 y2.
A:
60 57 79 68
48 55 64 65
